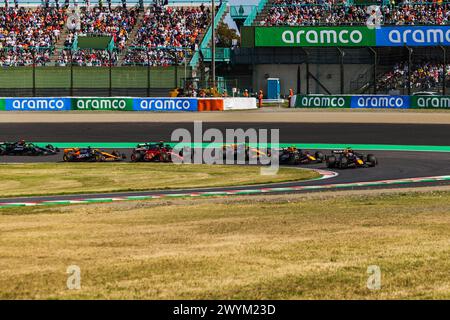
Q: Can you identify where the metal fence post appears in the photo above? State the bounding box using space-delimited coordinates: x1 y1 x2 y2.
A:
407 46 412 96
369 47 377 94
441 46 446 95
175 65 178 89
32 49 36 97
109 50 112 97
70 50 74 97
305 50 310 94
337 47 345 94
147 49 151 97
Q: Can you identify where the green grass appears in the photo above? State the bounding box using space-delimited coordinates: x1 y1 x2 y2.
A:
0 163 318 197
0 191 449 299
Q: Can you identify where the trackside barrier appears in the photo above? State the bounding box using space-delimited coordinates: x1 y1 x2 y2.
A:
0 97 257 112
198 98 224 111
223 97 257 110
291 95 450 109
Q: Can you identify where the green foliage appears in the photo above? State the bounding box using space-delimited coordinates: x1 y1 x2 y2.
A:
216 22 240 47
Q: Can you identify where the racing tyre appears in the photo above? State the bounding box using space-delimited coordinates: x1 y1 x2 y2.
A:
326 155 336 168
339 156 349 169
288 155 299 165
131 152 141 162
367 154 377 167
315 151 324 163
160 152 170 162
63 154 70 162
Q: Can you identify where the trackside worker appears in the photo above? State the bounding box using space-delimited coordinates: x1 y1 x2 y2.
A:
243 89 249 97
258 90 263 108
288 88 294 106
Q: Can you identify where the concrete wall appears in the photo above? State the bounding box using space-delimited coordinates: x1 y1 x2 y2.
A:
252 64 374 96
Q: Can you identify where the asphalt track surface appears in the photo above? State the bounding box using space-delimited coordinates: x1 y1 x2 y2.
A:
1 122 450 145
0 122 449 204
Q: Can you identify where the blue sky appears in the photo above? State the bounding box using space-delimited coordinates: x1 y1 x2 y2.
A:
224 0 259 30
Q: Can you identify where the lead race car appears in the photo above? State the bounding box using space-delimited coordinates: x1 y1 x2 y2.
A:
279 146 324 165
0 140 59 156
326 148 378 169
63 147 126 162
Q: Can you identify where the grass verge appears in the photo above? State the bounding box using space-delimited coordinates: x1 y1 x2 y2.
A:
0 163 318 198
0 190 449 299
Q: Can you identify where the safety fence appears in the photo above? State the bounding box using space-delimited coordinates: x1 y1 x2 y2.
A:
0 97 257 111
290 94 450 109
0 66 190 97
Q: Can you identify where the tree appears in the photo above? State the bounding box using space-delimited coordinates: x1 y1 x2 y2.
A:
216 22 239 47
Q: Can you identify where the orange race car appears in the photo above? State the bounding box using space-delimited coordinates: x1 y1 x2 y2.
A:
63 147 126 162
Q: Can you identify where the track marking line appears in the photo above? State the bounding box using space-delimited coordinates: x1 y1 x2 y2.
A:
1 172 450 209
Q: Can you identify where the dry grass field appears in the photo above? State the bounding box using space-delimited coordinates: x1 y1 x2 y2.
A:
0 190 449 299
0 163 318 197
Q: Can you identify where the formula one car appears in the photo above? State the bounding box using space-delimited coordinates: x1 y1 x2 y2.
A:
130 142 183 162
279 146 324 165
326 148 377 169
63 147 125 162
0 140 59 156
221 144 271 161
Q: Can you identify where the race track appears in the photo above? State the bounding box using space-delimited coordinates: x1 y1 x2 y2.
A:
0 122 449 205
1 122 450 145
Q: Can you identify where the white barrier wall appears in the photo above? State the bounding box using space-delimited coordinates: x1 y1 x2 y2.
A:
223 98 257 110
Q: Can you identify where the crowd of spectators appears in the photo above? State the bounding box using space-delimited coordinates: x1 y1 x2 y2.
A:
59 6 137 66
63 6 138 50
376 62 450 92
123 3 210 66
123 48 188 66
57 48 117 66
0 3 209 67
0 6 65 66
262 0 450 26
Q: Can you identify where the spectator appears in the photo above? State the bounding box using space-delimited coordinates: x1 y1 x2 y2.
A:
376 61 449 92
0 6 66 66
123 3 210 66
261 1 450 26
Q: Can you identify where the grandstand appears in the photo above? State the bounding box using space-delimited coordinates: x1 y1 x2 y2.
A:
0 0 226 96
1 0 449 97
236 0 450 96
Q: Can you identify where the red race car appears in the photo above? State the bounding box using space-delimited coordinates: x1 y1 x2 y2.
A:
130 142 183 162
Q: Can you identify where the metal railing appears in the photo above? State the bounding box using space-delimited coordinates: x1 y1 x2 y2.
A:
243 0 268 26
190 0 228 67
201 47 230 61
230 5 254 19
0 47 192 97
1 0 208 5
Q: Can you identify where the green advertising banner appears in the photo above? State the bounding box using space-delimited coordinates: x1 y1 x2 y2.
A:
0 98 5 110
294 95 351 108
410 96 450 109
255 26 376 47
72 98 134 111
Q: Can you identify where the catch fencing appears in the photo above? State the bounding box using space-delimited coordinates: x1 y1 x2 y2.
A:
0 47 192 97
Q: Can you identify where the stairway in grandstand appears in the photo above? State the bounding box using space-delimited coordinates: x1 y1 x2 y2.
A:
252 0 276 26
189 4 229 68
117 8 146 66
50 27 70 65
